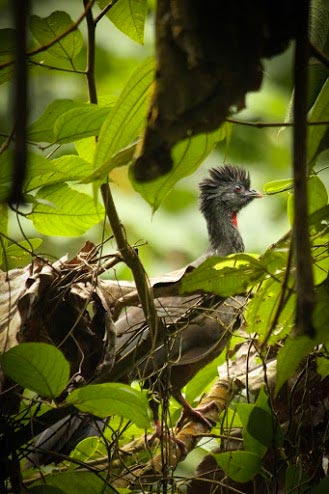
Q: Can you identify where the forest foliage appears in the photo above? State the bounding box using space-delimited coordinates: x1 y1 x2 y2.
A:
0 1 329 493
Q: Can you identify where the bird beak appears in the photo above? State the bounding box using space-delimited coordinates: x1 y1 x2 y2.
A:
246 189 263 199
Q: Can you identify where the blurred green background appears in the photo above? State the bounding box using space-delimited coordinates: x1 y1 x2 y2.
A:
0 1 297 279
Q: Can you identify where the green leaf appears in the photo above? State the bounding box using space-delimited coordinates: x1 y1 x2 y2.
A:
99 0 148 44
263 178 293 194
29 11 83 62
308 175 328 214
25 154 94 192
275 336 315 395
316 356 329 379
287 174 328 225
180 254 264 298
312 233 329 285
0 28 15 85
30 183 104 236
246 277 295 342
235 403 268 457
70 437 100 463
66 383 150 428
3 238 42 269
93 57 155 178
133 125 229 211
31 472 114 494
28 99 85 143
313 283 329 342
53 105 112 144
0 204 8 265
307 77 329 163
215 450 262 483
1 343 69 398
285 465 310 494
28 486 66 494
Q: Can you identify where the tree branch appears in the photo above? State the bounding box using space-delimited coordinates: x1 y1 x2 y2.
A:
84 0 98 104
293 0 315 337
7 0 29 205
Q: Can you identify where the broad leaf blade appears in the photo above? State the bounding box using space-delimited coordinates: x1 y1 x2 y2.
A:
1 343 70 398
54 105 112 144
99 0 148 44
67 383 150 428
30 183 104 236
133 125 229 211
29 11 83 63
215 450 262 483
93 57 155 177
275 336 315 395
180 254 263 298
27 99 85 143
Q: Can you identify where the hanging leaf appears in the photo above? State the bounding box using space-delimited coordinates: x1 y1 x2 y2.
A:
1 343 70 398
98 0 148 44
92 57 155 179
132 124 229 211
29 11 83 63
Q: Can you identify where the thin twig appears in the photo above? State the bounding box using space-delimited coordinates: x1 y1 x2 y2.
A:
84 0 98 104
226 117 329 128
94 0 119 24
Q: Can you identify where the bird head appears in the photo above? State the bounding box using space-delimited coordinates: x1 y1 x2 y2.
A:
199 165 262 216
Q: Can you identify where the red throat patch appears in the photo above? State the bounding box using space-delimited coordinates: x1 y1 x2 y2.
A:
231 212 238 227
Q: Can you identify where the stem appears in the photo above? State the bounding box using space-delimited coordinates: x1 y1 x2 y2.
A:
293 0 315 336
84 0 98 104
8 0 29 204
100 183 159 343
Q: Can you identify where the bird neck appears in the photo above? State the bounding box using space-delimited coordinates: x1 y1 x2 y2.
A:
204 204 244 256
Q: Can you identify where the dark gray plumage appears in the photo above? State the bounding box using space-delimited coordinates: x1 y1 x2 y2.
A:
115 165 261 422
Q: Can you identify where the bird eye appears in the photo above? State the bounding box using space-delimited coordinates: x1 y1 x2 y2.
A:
234 185 242 193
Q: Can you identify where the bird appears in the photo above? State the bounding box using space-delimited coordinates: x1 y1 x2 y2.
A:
114 164 262 428
26 165 261 465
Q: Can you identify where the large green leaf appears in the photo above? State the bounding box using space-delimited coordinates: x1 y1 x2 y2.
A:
246 277 295 343
29 11 83 63
1 343 70 398
215 450 262 483
66 383 150 428
30 183 104 236
98 0 148 44
275 336 315 395
53 105 112 144
31 472 111 494
180 254 264 298
28 99 86 143
287 174 328 224
25 154 94 192
93 57 155 178
133 125 229 211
